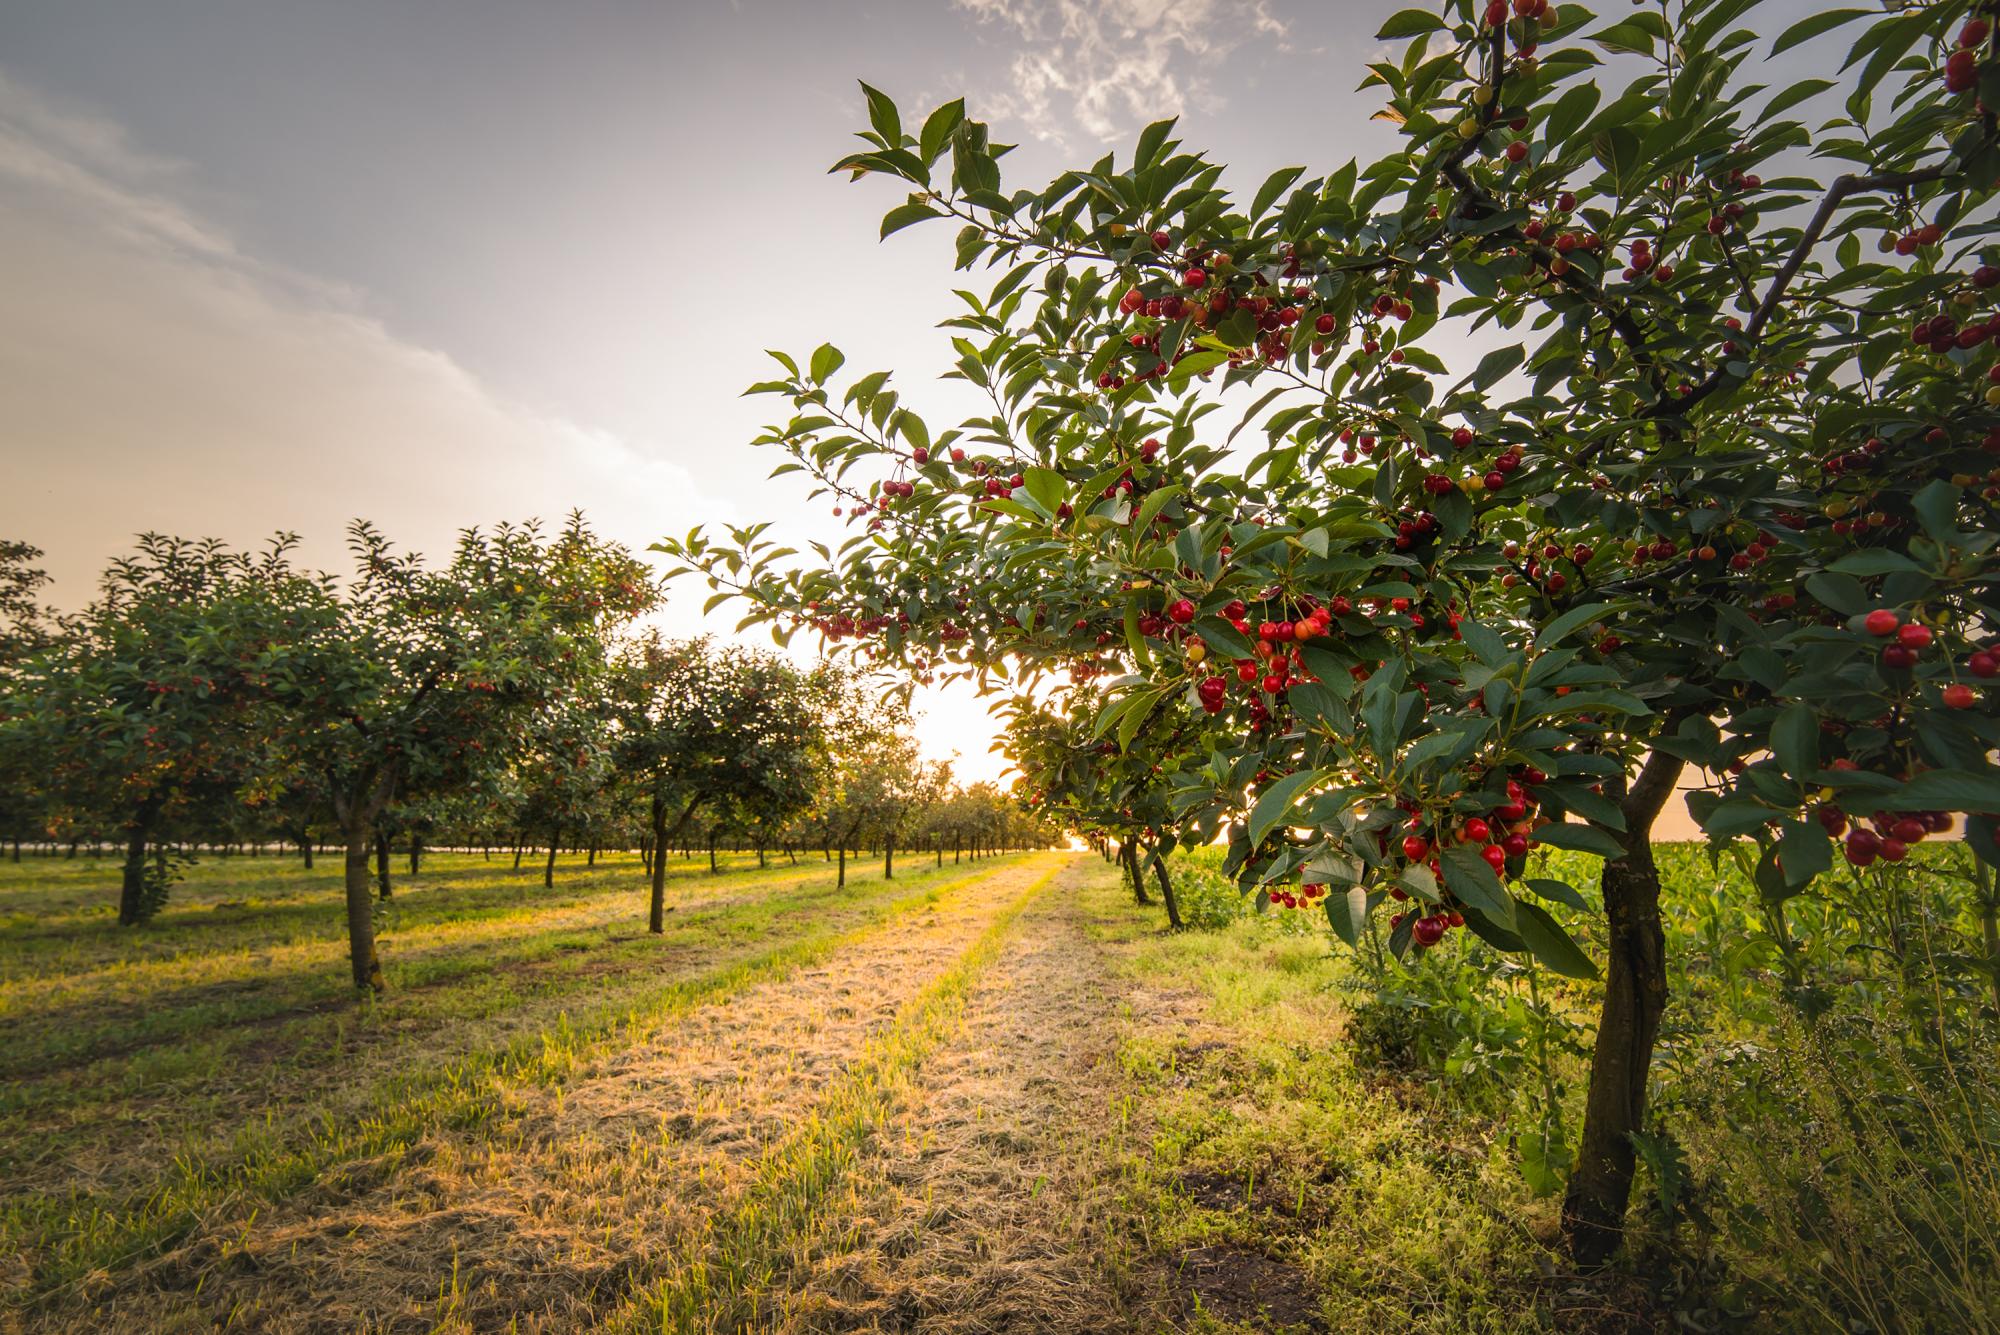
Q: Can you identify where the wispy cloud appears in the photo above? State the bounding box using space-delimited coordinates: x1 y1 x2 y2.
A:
0 70 721 606
952 0 1288 145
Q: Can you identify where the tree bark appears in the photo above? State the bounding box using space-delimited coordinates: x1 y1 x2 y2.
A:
117 819 151 926
544 835 559 889
408 835 422 876
299 836 314 869
343 824 384 992
1120 841 1151 905
648 796 701 933
883 837 894 880
837 844 847 888
708 829 719 874
375 833 392 900
1150 849 1183 929
1562 748 1684 1267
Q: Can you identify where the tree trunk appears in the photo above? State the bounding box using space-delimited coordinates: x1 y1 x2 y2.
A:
1150 850 1183 930
300 836 314 870
544 835 559 890
708 830 719 874
648 797 701 933
513 838 525 870
1562 748 1684 1267
408 836 422 876
649 800 671 932
1120 841 1151 905
375 833 392 900
837 844 847 888
588 842 597 868
343 824 384 992
884 838 894 880
117 821 150 926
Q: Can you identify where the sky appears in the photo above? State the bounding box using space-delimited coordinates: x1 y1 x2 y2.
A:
0 0 1827 803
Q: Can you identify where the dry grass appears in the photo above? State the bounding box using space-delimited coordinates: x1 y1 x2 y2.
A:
2 852 1023 1316
49 856 1065 1333
760 877 1187 1332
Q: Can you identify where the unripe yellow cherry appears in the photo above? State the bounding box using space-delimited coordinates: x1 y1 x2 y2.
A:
1458 116 1483 139
1473 87 1493 107
1186 640 1207 664
1985 385 2000 406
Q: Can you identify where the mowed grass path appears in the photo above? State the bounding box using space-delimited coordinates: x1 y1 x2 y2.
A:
0 846 1024 1311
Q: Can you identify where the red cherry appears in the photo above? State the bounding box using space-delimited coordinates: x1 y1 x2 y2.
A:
1151 229 1172 250
1878 837 1909 863
1864 608 1901 636
1944 683 1978 709
1183 267 1207 289
1167 598 1197 625
1481 844 1508 872
1462 817 1492 843
1412 915 1447 947
1844 829 1879 866
1402 834 1431 861
1505 140 1528 163
1897 623 1932 650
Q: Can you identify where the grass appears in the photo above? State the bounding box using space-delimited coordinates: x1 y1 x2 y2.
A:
1075 857 1587 1334
21 839 1962 1330
0 845 1024 1309
602 857 1068 1332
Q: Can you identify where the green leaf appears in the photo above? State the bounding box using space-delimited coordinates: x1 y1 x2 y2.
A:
1764 78 1835 119
1777 819 1833 888
809 343 846 384
1458 618 1510 668
881 201 943 238
1471 343 1526 390
1248 768 1325 848
1526 877 1590 912
1376 7 1445 39
1515 901 1599 978
1251 165 1307 219
1887 769 2000 814
1168 349 1231 384
1534 602 1613 650
859 82 901 145
1827 550 1923 576
1134 117 1178 170
1325 884 1370 947
1588 20 1658 55
1441 844 1516 930
1770 7 1870 55
918 99 965 162
1772 703 1819 780
1023 467 1066 516
1912 480 1959 545
1534 822 1624 858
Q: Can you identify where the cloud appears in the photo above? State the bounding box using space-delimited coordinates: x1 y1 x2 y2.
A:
0 72 724 614
952 0 1287 144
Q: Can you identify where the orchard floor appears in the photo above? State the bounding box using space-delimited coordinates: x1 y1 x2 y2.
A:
0 848 1647 1334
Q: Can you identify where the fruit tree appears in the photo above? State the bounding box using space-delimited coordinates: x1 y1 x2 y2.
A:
664 0 2000 1261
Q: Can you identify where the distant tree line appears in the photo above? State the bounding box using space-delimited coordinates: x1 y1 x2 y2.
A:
0 523 1054 989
